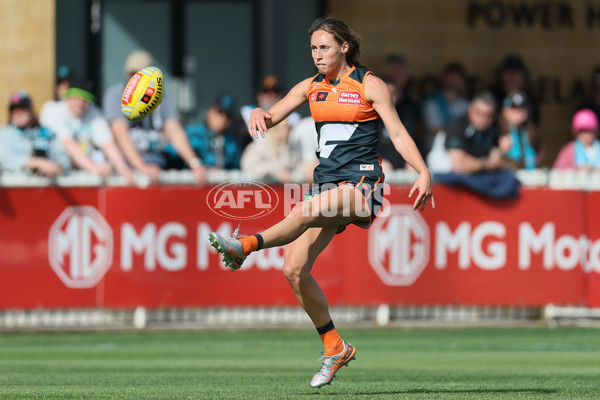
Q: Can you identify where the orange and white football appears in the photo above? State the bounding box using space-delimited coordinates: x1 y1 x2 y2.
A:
121 66 163 121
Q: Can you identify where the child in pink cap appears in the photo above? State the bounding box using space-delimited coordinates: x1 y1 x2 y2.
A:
554 109 600 170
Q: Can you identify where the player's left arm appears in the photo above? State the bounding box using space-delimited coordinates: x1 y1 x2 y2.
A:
366 74 435 211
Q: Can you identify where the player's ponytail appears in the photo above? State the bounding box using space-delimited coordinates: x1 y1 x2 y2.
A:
309 17 365 69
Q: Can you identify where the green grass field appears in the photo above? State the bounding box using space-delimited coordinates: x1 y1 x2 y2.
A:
0 325 599 399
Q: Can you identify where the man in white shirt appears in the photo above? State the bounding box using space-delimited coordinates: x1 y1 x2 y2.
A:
103 50 206 183
40 80 134 183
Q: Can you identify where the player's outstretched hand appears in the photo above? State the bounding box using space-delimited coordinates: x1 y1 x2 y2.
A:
409 171 435 212
248 107 272 138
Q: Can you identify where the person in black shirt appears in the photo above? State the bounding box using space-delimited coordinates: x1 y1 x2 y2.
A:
445 91 503 173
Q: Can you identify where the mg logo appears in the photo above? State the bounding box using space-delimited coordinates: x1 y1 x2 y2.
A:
49 206 113 288
368 205 430 286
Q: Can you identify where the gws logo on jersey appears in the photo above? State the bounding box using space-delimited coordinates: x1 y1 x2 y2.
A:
48 206 113 289
338 91 361 105
309 91 329 103
206 181 279 220
368 205 430 286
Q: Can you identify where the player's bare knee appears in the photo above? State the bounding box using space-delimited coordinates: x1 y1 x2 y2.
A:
282 261 302 286
282 248 308 285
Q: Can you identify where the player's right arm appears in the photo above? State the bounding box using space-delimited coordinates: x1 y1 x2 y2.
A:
248 78 311 138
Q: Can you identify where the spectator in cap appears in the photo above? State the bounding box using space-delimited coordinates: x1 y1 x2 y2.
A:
240 75 301 150
489 54 539 125
0 90 68 176
422 62 469 155
554 109 600 170
103 49 207 183
179 92 243 170
240 75 285 124
40 78 135 183
498 91 543 170
577 65 600 125
123 50 154 77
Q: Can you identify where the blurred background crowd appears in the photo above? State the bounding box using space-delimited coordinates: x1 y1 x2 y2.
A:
2 0 600 190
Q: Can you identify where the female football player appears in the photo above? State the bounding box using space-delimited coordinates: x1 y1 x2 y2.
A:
209 17 434 388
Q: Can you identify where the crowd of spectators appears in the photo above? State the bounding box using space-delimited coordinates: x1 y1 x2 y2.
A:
1 50 599 189
382 53 600 197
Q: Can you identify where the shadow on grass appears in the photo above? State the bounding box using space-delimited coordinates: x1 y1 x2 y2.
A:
302 388 557 396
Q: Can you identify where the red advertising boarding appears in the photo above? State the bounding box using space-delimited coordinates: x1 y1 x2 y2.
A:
0 187 101 308
0 184 596 309
584 192 600 307
101 185 305 308
343 186 587 306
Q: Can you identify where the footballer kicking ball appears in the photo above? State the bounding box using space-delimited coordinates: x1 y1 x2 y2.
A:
121 66 164 121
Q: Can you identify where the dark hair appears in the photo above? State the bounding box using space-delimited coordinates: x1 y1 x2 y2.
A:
309 17 364 69
443 62 466 77
213 92 237 117
385 53 406 66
